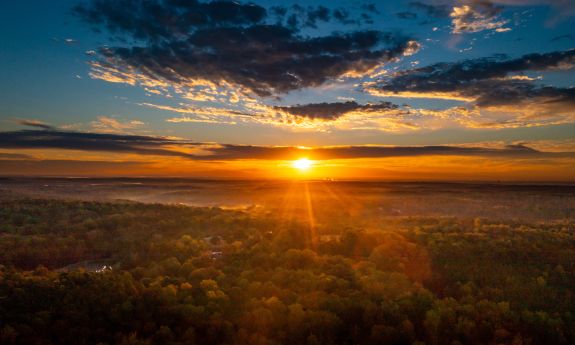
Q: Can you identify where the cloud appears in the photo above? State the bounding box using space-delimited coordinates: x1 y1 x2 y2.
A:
410 105 575 129
0 159 147 176
409 1 451 18
292 5 330 28
551 34 574 42
450 1 509 34
205 142 559 161
141 102 254 125
370 49 575 105
75 0 418 97
489 0 575 23
0 130 573 161
409 0 574 27
368 49 575 128
397 11 418 20
90 116 146 134
0 130 198 159
149 99 417 132
74 0 267 40
362 3 380 15
273 101 399 121
0 152 33 159
165 117 238 125
16 119 55 130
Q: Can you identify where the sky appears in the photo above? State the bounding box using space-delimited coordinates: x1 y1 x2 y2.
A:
0 0 574 180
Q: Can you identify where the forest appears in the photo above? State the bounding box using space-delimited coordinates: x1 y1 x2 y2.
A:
0 184 574 345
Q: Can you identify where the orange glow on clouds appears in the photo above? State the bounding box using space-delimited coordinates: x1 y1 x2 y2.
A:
1 147 575 181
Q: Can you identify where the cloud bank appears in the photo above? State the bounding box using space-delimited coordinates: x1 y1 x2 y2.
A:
369 49 575 127
1 130 572 161
75 0 418 97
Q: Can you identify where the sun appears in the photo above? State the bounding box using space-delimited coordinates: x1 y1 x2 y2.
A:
292 158 313 171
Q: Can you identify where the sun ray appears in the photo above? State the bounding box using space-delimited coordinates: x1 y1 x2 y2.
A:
303 181 317 249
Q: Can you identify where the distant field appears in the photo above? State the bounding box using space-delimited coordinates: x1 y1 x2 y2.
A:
1 177 574 221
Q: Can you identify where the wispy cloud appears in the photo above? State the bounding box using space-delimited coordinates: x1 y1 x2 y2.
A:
90 116 146 134
450 2 509 34
152 99 422 132
15 119 56 130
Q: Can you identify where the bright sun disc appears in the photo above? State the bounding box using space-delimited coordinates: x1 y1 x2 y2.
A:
293 158 313 171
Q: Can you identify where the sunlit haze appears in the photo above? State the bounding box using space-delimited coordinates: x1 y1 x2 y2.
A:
292 158 314 171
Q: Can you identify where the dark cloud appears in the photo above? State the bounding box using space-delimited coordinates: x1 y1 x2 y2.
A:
408 1 451 18
270 6 287 18
303 5 330 28
0 153 33 159
397 11 418 19
0 130 198 159
332 9 356 25
467 81 575 108
16 119 55 130
299 143 545 160
551 34 574 42
362 3 380 15
75 0 417 96
74 0 267 41
360 12 374 24
98 27 415 97
274 101 399 120
187 143 567 161
0 159 146 176
373 49 575 107
0 130 571 161
470 1 503 17
270 5 369 28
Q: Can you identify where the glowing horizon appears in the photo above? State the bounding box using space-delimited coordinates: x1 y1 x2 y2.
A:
292 158 314 172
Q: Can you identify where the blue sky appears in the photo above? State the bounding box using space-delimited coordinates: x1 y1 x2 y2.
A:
1 0 573 143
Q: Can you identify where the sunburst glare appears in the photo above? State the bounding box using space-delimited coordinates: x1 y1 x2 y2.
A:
292 158 313 171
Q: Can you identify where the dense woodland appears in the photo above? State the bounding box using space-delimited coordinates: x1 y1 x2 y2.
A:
0 196 574 345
